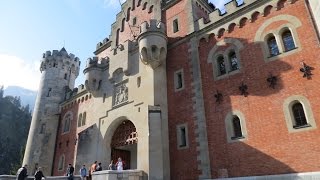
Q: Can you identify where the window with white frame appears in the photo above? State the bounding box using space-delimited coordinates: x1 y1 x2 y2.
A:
225 111 248 143
177 124 189 149
283 95 316 132
58 154 65 171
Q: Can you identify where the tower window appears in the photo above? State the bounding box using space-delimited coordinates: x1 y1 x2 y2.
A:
177 124 189 149
174 69 184 91
132 17 137 26
282 30 296 51
231 116 243 139
39 123 46 134
173 19 179 33
292 102 308 128
267 35 279 57
58 155 65 171
77 113 82 127
47 88 52 97
64 73 68 80
82 112 86 126
63 114 71 133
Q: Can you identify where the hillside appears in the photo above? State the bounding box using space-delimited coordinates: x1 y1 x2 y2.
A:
4 86 37 110
0 86 32 175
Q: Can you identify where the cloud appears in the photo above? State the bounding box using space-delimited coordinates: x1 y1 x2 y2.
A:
0 54 40 91
103 0 126 8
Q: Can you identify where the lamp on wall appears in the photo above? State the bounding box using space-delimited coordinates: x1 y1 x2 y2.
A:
300 61 313 79
214 90 223 104
239 82 248 97
267 73 278 89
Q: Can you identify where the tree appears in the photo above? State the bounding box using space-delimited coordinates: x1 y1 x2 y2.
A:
0 85 3 98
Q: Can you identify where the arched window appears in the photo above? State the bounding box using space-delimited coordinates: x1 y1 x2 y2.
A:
64 73 68 80
292 102 307 128
142 2 147 10
229 51 239 71
78 113 82 127
232 116 243 139
267 35 279 57
149 5 153 13
58 155 65 171
282 30 295 51
137 0 142 7
63 114 71 133
116 29 120 46
217 56 226 75
82 112 86 126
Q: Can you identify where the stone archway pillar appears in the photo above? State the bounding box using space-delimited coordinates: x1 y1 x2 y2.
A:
148 106 164 180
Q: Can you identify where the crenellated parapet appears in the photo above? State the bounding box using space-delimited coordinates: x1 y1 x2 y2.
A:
40 47 81 77
138 19 167 69
83 56 109 93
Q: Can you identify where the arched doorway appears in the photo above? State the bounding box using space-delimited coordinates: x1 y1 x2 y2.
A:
111 120 138 169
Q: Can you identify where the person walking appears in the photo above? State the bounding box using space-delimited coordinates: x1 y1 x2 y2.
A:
16 164 28 180
34 167 45 180
88 161 97 180
96 162 102 171
108 160 115 170
115 157 124 171
79 165 87 180
66 164 74 180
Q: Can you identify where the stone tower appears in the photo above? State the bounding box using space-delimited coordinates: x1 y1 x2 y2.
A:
23 48 80 175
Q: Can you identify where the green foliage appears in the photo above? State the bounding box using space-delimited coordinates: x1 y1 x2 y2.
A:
0 87 32 175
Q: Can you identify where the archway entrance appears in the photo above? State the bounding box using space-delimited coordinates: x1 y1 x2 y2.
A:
111 120 138 170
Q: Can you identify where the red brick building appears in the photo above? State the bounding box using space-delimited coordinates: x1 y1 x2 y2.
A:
24 0 320 179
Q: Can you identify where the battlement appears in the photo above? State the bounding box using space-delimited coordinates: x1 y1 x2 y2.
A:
84 56 109 72
140 19 166 35
40 48 80 76
196 0 257 30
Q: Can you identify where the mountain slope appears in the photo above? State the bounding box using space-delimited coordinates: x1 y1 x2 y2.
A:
4 86 37 110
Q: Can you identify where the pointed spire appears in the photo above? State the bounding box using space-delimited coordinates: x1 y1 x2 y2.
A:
60 47 67 53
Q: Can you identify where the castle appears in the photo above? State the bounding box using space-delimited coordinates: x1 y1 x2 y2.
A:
23 0 320 179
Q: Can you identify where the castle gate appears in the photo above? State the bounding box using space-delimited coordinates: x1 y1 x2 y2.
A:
111 120 138 169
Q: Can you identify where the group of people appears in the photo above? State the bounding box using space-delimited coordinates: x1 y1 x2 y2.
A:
16 157 125 180
16 164 45 180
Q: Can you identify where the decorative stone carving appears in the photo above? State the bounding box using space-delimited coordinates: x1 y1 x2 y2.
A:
113 82 128 106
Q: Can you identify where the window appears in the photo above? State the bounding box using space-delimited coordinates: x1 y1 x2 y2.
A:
229 51 239 71
292 102 308 128
63 114 71 133
39 123 46 134
173 19 179 33
132 17 137 26
174 69 184 91
126 8 131 22
231 116 243 139
116 29 120 46
64 73 68 80
149 5 153 13
267 36 279 57
177 124 189 149
217 56 226 75
58 155 65 171
77 113 82 127
121 19 125 32
225 111 247 143
142 2 147 10
283 95 316 133
47 88 52 97
82 112 86 126
282 30 295 51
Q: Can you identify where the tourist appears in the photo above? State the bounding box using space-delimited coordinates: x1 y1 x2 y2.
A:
16 164 28 180
96 162 102 171
66 164 74 180
115 157 124 171
79 164 87 180
108 160 116 170
34 167 45 180
88 161 97 180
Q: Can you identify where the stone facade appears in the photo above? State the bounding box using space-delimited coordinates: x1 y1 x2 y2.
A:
23 0 320 180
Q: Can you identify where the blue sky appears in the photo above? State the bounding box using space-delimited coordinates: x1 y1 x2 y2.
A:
0 0 231 91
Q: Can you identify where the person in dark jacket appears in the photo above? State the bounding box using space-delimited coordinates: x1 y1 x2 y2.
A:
66 164 75 180
16 164 28 180
34 167 45 180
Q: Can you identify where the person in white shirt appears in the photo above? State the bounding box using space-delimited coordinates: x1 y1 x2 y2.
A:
115 157 123 171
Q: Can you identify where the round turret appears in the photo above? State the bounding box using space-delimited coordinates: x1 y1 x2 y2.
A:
83 56 109 93
23 48 80 175
138 19 168 69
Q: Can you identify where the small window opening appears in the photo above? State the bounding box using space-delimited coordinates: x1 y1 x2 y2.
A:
231 116 243 139
267 36 279 57
282 30 296 51
173 19 179 33
292 102 308 128
179 127 187 147
217 56 226 75
47 88 52 97
176 72 183 89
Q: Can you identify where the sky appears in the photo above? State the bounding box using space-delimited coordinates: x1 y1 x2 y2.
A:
0 0 231 91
